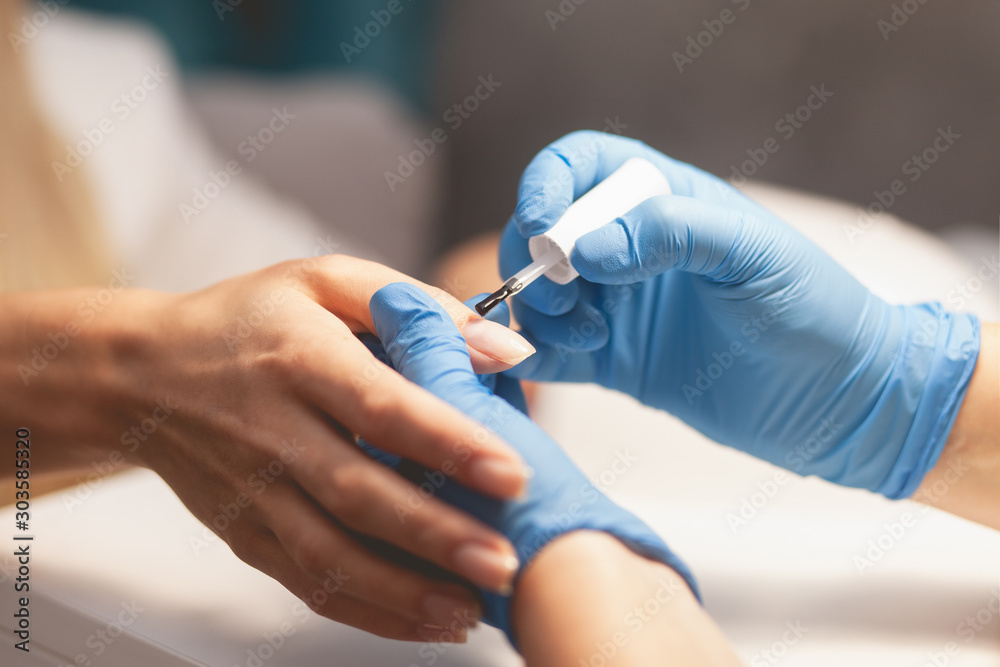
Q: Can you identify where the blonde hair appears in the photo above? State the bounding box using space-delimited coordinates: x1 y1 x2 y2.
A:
0 0 111 291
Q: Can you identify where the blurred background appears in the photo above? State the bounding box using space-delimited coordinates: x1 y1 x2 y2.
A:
65 0 1000 276
7 2 999 664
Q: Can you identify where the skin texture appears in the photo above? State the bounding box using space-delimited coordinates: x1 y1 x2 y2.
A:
0 255 536 642
513 531 742 667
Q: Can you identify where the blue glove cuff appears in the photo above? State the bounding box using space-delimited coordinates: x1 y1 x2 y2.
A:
875 304 980 499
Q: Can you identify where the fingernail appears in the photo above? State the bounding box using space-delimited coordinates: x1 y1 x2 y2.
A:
418 623 468 644
453 543 519 593
469 457 530 498
463 318 536 366
423 594 480 628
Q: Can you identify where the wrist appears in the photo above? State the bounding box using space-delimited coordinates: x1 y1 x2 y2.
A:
514 529 694 610
87 287 182 469
0 287 173 472
511 530 706 666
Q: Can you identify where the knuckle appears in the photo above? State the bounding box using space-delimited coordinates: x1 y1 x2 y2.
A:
326 463 375 517
420 284 447 304
290 534 327 577
257 347 305 387
291 253 361 296
357 390 400 435
422 286 465 322
317 253 368 278
263 258 299 282
255 348 286 377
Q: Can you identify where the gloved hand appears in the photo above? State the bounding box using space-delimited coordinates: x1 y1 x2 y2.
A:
500 131 981 500
366 282 697 646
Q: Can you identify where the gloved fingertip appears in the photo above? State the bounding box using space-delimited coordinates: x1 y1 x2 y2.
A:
368 283 431 341
369 282 472 369
516 149 577 236
514 192 564 237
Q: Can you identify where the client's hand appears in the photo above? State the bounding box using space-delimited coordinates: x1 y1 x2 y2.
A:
367 282 697 646
500 131 980 499
2 255 536 641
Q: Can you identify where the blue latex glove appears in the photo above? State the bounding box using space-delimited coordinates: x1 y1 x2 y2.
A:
366 282 697 646
500 131 981 500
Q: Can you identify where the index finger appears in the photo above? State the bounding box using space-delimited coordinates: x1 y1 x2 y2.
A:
291 308 528 500
287 255 534 375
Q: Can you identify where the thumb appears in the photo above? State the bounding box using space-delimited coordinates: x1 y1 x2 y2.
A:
572 195 779 285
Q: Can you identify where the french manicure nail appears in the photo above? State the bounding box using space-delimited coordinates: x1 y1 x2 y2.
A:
453 542 519 593
423 594 480 628
463 318 536 365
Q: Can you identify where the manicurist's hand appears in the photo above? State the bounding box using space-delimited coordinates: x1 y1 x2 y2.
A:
0 255 535 641
367 283 697 646
500 131 981 500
